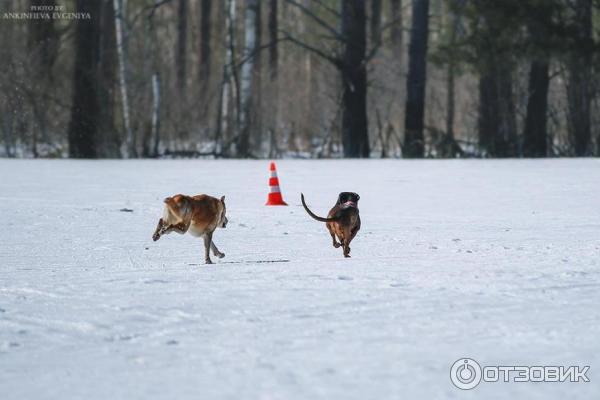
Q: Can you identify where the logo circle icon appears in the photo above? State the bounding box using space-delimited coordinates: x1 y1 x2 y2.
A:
450 358 482 390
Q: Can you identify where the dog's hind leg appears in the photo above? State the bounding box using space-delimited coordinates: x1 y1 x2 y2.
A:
342 227 351 258
331 232 342 248
203 232 214 264
327 223 341 248
345 226 359 254
210 240 225 259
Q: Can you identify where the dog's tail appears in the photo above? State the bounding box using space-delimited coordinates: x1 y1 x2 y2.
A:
301 193 338 223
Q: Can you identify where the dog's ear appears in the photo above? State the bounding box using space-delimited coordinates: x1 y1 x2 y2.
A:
220 195 225 203
355 193 360 201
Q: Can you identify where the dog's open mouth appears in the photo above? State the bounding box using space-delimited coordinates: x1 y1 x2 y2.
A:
342 201 357 208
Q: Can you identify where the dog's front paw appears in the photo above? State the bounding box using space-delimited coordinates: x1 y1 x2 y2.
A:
152 233 160 242
205 259 214 265
216 252 225 259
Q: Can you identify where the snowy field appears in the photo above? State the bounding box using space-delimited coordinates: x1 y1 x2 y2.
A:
1 158 599 400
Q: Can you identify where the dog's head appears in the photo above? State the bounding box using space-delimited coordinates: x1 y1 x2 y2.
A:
337 192 360 208
219 195 228 228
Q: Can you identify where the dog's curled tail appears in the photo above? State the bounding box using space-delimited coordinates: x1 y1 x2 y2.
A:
301 193 337 223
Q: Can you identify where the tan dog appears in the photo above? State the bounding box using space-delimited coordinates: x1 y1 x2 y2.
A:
152 194 228 264
301 192 361 258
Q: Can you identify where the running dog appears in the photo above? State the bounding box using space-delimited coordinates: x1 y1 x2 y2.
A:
152 194 228 264
301 192 361 258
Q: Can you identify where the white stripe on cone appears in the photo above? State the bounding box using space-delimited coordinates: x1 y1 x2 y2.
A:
270 186 281 193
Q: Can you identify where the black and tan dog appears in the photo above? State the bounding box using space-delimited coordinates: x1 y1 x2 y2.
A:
152 194 228 264
301 192 361 258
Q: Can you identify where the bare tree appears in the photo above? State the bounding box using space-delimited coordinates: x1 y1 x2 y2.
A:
390 0 404 61
566 0 593 156
176 0 187 93
478 64 517 157
147 6 162 157
28 0 58 78
268 0 278 79
283 0 371 157
68 0 102 158
441 0 465 158
371 0 382 47
97 0 120 158
523 62 549 157
403 0 430 158
28 0 60 155
151 73 161 157
238 0 261 157
522 2 553 158
113 0 135 157
215 0 237 155
340 0 370 157
199 0 212 80
474 7 517 158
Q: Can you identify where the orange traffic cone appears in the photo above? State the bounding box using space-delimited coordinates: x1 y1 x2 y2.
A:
266 162 288 206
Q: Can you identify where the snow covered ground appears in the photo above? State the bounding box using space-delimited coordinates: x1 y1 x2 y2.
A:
1 159 599 400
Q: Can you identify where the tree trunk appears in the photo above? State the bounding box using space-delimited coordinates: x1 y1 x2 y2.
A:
268 0 278 79
151 73 161 157
442 0 466 158
28 0 58 79
521 3 552 158
146 9 162 157
268 0 279 157
566 0 592 156
475 8 518 158
2 114 15 158
523 61 549 157
445 61 455 140
390 0 403 60
97 0 120 158
254 0 263 152
496 67 517 157
478 72 497 156
199 0 212 80
238 0 260 157
340 0 370 158
403 0 430 158
68 0 101 158
215 0 236 155
28 0 58 149
478 62 517 157
445 1 456 146
176 0 188 93
113 0 135 157
370 0 382 46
